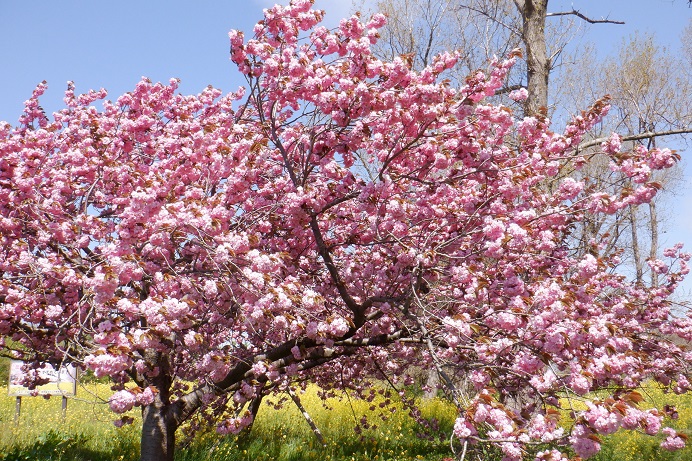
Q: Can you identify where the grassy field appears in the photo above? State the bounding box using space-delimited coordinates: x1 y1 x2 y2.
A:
0 381 140 461
1 379 692 461
0 382 459 461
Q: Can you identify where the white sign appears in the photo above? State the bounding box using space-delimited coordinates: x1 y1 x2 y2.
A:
8 360 77 396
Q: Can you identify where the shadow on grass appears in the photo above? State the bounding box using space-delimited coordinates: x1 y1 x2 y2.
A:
176 431 458 461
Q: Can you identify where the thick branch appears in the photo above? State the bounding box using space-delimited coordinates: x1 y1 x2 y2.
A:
265 101 363 326
521 0 550 116
334 331 405 347
629 205 644 283
546 9 625 25
421 17 436 68
309 216 363 324
649 200 660 287
172 338 311 423
172 328 411 424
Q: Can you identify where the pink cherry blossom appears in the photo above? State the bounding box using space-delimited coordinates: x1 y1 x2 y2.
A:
1 2 690 460
109 390 136 414
509 87 528 102
661 427 687 450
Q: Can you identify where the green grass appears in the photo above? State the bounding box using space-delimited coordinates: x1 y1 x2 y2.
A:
178 386 459 461
0 381 140 461
0 383 457 461
1 378 692 461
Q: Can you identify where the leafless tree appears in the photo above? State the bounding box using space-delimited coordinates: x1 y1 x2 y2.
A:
365 0 692 284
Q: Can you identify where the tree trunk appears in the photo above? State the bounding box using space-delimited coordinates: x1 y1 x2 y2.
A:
648 200 659 287
519 0 550 116
423 368 439 399
140 396 177 461
629 204 643 284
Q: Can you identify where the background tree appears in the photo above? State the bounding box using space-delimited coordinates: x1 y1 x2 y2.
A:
560 31 692 287
369 0 692 286
366 0 612 115
1 2 692 461
362 0 522 81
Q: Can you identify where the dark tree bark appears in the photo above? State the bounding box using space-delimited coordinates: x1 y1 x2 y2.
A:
140 395 177 461
137 352 179 461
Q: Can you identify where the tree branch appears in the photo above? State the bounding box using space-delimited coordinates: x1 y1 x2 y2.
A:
334 331 405 347
577 128 692 151
546 9 624 25
309 215 364 324
494 84 525 96
462 4 522 36
287 387 326 446
264 100 363 326
173 328 410 424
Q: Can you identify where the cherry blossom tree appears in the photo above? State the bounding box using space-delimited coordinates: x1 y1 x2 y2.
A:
1 1 691 460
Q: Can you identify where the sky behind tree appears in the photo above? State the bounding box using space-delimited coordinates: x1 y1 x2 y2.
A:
1 1 688 119
0 0 690 291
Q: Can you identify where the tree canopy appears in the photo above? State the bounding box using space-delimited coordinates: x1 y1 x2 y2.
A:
1 1 691 460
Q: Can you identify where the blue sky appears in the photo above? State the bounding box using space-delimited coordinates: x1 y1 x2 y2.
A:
0 0 690 291
0 1 354 119
550 0 690 51
0 0 688 118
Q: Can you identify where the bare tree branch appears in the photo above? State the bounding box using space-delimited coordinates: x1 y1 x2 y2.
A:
546 9 625 25
578 128 692 151
287 387 326 446
460 3 522 36
494 84 525 96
